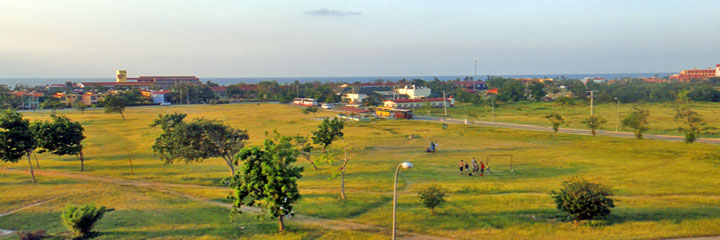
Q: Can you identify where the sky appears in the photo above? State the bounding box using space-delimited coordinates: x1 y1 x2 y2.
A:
1 0 719 78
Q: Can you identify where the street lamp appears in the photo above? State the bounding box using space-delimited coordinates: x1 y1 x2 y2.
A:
392 161 413 240
614 97 620 132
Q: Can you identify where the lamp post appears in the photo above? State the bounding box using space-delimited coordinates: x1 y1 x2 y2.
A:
392 161 413 240
614 97 620 132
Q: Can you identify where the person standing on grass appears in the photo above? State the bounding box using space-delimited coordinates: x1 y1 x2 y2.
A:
458 160 464 175
472 158 479 174
480 161 485 176
465 162 470 176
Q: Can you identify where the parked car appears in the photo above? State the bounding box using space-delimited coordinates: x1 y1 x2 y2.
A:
321 103 334 109
160 102 171 106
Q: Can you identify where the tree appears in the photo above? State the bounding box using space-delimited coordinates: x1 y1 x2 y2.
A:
467 112 478 124
675 108 707 143
61 203 107 238
545 112 565 133
0 110 37 182
103 95 128 120
151 113 248 175
33 115 86 171
622 107 650 139
290 135 318 170
231 134 303 232
40 98 64 114
320 140 361 200
581 115 606 136
550 178 614 221
312 117 344 153
74 100 87 113
417 185 448 214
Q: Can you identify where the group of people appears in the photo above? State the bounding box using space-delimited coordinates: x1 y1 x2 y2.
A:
458 158 489 176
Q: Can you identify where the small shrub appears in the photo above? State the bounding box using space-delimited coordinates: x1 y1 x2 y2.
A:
418 185 448 214
61 203 107 237
18 230 47 240
550 178 614 220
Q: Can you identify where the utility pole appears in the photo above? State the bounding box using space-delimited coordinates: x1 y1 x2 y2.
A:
614 97 620 132
442 91 448 116
186 87 190 105
474 57 478 93
587 90 597 116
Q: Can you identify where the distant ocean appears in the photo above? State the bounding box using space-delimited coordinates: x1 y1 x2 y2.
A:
0 72 674 87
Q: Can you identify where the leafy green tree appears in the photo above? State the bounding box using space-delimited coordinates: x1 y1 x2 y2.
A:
231 134 303 232
290 135 317 170
550 178 614 220
545 112 565 133
33 115 86 171
362 92 384 106
418 184 448 214
40 98 64 114
74 100 87 113
151 113 248 175
529 82 546 101
675 108 707 143
0 110 37 182
61 203 107 237
312 117 344 152
103 95 128 120
581 115 606 136
622 108 650 139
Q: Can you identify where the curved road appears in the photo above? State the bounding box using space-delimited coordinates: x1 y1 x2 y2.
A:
413 116 720 144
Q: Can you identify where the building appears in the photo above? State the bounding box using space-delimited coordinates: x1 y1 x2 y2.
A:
210 86 228 98
452 81 486 93
670 64 720 82
343 93 367 104
82 70 200 89
343 86 393 103
383 97 454 109
150 90 172 104
396 85 431 99
80 81 154 89
51 92 80 106
80 92 100 106
14 92 43 109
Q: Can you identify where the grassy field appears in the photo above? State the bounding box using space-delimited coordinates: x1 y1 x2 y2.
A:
2 103 720 239
424 101 720 137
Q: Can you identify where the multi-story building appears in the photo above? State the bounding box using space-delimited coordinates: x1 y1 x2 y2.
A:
396 85 431 99
670 64 720 82
14 92 43 109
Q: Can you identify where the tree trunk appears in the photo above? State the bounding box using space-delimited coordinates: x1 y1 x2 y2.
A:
278 215 285 232
303 155 318 170
27 152 36 183
79 151 85 172
119 111 126 120
340 170 346 200
591 128 596 136
430 208 434 215
223 156 235 176
33 152 40 168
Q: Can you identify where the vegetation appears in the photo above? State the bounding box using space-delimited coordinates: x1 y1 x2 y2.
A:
74 101 88 113
231 134 304 232
17 230 47 240
0 110 37 182
302 106 318 117
544 112 565 132
103 95 128 120
312 117 344 152
40 99 65 114
550 178 615 221
622 107 650 139
417 185 448 214
150 113 248 175
60 203 107 238
32 115 86 171
675 108 707 143
320 140 361 200
581 115 606 136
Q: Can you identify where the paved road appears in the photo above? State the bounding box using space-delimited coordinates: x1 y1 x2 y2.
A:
413 116 720 144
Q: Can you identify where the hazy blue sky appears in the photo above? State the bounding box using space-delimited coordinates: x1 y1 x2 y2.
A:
1 0 719 78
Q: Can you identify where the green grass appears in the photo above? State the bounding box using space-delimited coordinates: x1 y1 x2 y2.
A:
1 103 720 239
426 101 720 137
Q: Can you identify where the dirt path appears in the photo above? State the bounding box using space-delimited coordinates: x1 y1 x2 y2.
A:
4 169 453 240
0 196 61 237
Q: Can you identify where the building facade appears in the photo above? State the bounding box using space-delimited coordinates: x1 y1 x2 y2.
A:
670 64 720 81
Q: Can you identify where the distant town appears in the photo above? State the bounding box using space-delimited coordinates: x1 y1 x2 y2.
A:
3 64 719 114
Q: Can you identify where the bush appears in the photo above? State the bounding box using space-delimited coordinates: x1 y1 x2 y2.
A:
18 230 47 240
417 185 448 214
61 203 107 237
550 178 614 220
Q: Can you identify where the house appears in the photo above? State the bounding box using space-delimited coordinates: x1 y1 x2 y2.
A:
383 97 454 109
151 90 173 104
335 107 371 121
14 92 43 109
51 93 79 107
343 86 393 103
80 92 100 106
396 85 431 99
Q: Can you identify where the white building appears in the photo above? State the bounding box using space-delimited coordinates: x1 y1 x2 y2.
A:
396 85 431 99
151 90 172 103
344 93 367 104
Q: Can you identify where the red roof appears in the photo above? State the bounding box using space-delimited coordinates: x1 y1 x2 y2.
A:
335 107 370 113
151 90 172 94
13 91 44 97
385 98 448 103
82 82 154 86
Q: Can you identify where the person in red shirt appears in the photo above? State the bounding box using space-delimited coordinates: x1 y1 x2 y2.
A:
480 161 485 176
